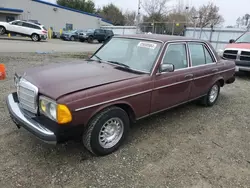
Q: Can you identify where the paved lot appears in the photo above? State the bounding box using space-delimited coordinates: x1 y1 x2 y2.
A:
0 37 101 53
0 53 250 188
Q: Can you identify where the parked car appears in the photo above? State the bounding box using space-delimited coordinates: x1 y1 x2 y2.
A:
79 29 114 43
6 34 235 156
218 32 250 72
60 30 84 41
0 20 48 42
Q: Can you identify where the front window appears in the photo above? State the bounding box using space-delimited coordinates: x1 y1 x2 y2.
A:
236 32 250 43
91 38 162 73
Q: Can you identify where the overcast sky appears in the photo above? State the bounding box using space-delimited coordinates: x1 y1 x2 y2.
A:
47 0 249 26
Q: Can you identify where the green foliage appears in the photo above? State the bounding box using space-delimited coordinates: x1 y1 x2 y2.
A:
97 3 125 26
57 0 95 13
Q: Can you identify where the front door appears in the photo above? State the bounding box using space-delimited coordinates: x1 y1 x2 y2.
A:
187 42 219 99
151 42 193 113
8 21 25 34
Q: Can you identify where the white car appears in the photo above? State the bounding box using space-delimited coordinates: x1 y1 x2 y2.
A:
0 20 48 42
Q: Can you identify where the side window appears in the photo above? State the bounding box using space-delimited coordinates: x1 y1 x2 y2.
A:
204 46 214 64
189 43 206 67
22 23 33 28
162 43 188 70
13 21 23 26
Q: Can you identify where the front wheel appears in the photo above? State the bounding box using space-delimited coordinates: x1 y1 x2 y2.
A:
87 36 94 43
201 82 221 107
83 107 130 156
31 34 40 42
70 36 75 41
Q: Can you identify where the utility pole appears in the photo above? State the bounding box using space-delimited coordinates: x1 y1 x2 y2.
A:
136 0 142 34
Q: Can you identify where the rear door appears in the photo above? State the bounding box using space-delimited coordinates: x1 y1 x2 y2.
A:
151 42 193 113
187 42 219 99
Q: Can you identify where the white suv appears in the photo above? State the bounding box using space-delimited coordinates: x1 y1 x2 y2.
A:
0 20 48 42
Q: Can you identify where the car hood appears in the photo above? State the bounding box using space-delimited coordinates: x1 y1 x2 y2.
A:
225 43 250 50
21 61 140 100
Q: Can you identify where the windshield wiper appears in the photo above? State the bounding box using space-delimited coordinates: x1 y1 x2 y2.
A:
107 61 130 69
89 54 103 63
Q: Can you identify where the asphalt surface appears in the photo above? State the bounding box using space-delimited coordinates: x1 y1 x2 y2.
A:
0 52 250 188
0 37 101 53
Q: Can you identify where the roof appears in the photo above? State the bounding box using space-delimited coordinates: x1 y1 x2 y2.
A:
32 0 112 25
0 7 23 13
115 34 197 42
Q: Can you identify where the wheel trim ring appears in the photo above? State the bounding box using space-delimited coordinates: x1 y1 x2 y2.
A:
98 117 124 149
209 85 219 103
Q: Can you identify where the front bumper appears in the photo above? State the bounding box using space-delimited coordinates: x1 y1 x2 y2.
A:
235 65 250 72
6 93 57 144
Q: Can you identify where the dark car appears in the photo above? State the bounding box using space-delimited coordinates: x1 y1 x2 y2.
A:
219 32 250 72
60 30 83 41
7 34 235 156
79 29 114 43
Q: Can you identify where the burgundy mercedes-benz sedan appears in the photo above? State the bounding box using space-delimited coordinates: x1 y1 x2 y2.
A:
7 34 235 156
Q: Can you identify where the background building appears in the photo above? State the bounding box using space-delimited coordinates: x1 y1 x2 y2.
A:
0 0 112 32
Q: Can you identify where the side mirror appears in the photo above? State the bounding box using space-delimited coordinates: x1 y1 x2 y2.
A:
229 39 235 43
159 63 175 73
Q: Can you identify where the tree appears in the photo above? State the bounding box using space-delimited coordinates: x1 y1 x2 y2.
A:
98 4 125 26
57 0 95 13
188 3 224 28
142 0 171 17
124 11 136 26
236 14 250 28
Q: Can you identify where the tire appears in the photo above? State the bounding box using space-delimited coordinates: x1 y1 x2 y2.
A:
201 82 221 107
31 33 40 42
70 36 75 41
87 36 94 43
83 106 130 156
0 26 6 35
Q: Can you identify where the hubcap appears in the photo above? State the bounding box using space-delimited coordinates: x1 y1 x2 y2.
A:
99 118 124 149
33 35 38 41
209 85 219 103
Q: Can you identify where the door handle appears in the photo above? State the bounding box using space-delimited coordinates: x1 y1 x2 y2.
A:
212 69 219 73
184 74 194 79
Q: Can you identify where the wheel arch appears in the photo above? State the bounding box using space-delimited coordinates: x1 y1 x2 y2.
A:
216 77 225 87
87 102 137 126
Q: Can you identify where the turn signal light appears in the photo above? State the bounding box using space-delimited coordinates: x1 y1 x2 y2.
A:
0 64 6 80
57 104 72 124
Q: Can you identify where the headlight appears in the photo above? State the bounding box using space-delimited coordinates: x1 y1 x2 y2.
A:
217 49 224 57
39 96 72 124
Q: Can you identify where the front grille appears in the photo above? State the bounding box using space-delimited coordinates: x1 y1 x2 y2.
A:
240 51 250 61
223 50 238 60
17 79 38 114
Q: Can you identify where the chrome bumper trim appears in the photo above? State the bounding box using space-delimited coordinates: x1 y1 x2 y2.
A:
6 93 57 144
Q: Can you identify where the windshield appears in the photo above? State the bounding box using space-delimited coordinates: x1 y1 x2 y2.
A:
236 32 250 43
91 38 162 73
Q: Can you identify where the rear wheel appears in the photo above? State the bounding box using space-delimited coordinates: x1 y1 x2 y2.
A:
31 34 40 42
201 82 220 107
83 107 130 156
0 26 6 35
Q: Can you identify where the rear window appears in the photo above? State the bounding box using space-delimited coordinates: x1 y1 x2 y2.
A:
42 26 47 31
